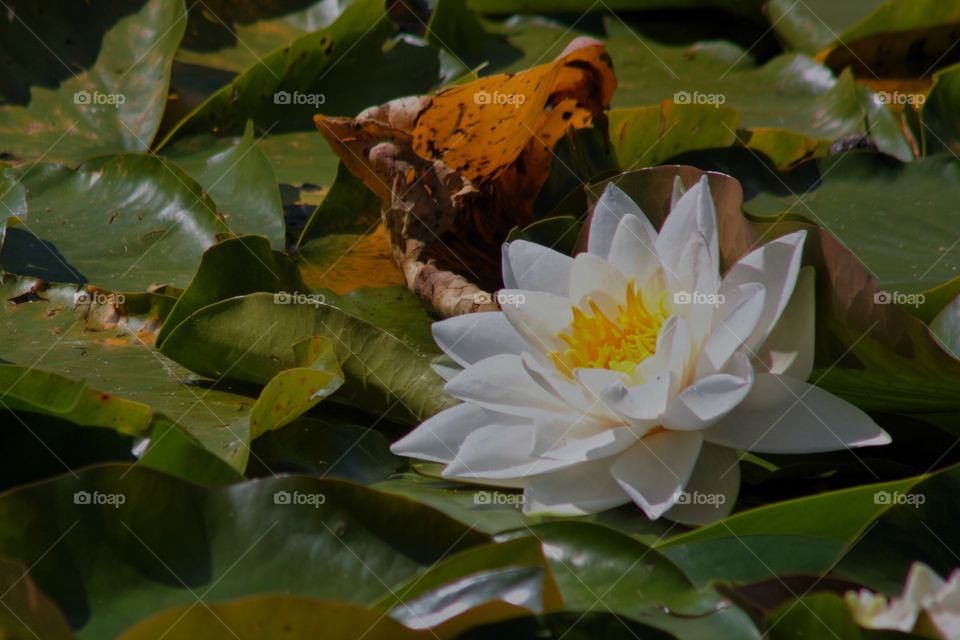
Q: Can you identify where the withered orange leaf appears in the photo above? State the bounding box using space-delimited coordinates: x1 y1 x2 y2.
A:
314 37 616 317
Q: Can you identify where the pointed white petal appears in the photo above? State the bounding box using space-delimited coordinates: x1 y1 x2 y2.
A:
657 176 719 283
610 430 703 520
755 266 816 379
444 354 570 419
720 230 806 354
391 403 508 463
704 373 891 453
696 282 766 376
608 214 660 284
443 422 536 478
432 312 528 368
662 353 754 430
663 443 739 525
504 240 573 296
499 290 572 355
523 459 631 516
670 175 685 209
589 183 654 258
521 353 603 419
568 252 628 304
633 314 693 397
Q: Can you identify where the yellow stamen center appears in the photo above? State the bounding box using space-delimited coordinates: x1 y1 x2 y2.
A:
550 281 669 378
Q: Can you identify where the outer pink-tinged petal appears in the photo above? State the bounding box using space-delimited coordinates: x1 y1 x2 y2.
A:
696 282 766 376
704 373 891 453
391 403 516 463
523 459 631 515
754 266 815 379
662 443 739 525
503 240 573 296
444 354 570 419
608 214 660 284
720 230 806 354
499 290 572 354
661 353 754 430
610 430 703 519
588 183 654 259
432 312 528 367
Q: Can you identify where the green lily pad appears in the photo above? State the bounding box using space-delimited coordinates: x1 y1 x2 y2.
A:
248 336 344 439
608 104 739 170
0 275 265 471
159 0 441 144
162 121 286 249
0 465 486 639
121 597 422 640
177 1 343 74
0 154 228 291
159 292 455 424
156 235 304 347
0 0 186 164
246 418 405 482
744 153 960 320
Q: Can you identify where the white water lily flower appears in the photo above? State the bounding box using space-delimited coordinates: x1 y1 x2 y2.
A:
846 562 960 638
393 177 890 524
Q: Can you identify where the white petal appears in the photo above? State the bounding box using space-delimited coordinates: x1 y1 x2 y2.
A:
608 214 660 284
633 314 693 396
504 240 573 296
720 231 806 355
670 175 685 209
568 252 628 304
754 266 816 379
610 430 703 520
444 354 570 419
696 282 766 376
391 403 503 463
523 459 631 516
499 290 572 355
443 422 536 479
931 293 960 359
432 312 528 368
666 232 719 340
657 176 719 284
663 443 739 525
521 353 603 419
902 563 947 606
588 183 653 259
576 368 670 424
704 373 891 453
661 353 754 430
